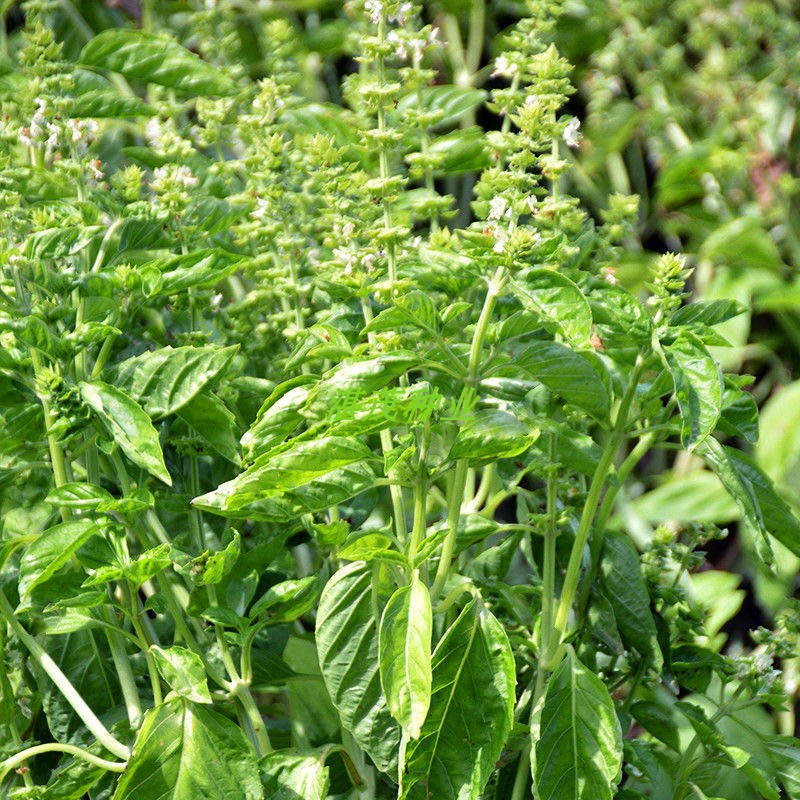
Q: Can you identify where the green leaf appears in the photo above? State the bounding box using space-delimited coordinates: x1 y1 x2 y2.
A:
249 577 319 623
429 126 489 174
396 85 487 130
80 30 237 96
18 520 98 600
700 437 800 558
401 599 515 799
379 573 432 740
260 750 331 800
316 562 401 776
143 250 244 295
448 409 538 465
45 482 114 510
151 645 212 704
36 629 121 742
194 462 376 521
630 699 680 752
260 744 363 800
79 381 171 485
600 532 662 668
699 217 783 271
716 376 758 444
203 436 372 510
516 340 611 422
534 648 623 800
115 345 238 419
589 285 653 364
67 88 155 118
512 269 592 347
671 299 747 328
113 698 262 800
187 531 240 586
662 331 722 450
177 393 241 465
240 380 313 465
82 543 172 588
764 735 800 799
305 352 419 416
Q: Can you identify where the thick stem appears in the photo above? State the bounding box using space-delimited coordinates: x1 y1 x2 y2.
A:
0 590 130 760
547 356 645 666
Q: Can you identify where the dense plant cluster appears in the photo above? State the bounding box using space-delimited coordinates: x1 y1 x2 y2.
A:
1 1 799 798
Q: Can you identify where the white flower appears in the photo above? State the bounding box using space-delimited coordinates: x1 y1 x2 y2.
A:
174 166 199 187
145 118 164 148
524 94 540 107
45 122 59 152
563 117 582 148
525 195 538 215
388 1 412 24
364 0 383 24
251 197 269 220
387 30 407 60
341 221 355 240
488 196 508 221
492 55 518 78
18 127 33 147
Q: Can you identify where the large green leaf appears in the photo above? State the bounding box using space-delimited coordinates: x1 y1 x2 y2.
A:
150 645 212 704
198 436 372 511
534 648 623 800
600 532 662 669
662 331 722 450
240 381 312 464
260 750 331 800
512 269 592 347
176 392 240 465
401 600 515 799
115 345 238 419
379 573 432 740
448 409 538 465
194 462 377 521
316 562 401 776
80 30 237 96
700 437 800 558
18 520 98 601
113 698 261 800
516 340 611 423
79 381 171 485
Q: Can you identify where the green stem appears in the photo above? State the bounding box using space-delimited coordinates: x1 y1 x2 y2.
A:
0 590 130 760
102 605 142 730
431 267 506 600
547 355 645 666
231 680 272 756
29 349 71 522
539 434 559 661
0 743 127 785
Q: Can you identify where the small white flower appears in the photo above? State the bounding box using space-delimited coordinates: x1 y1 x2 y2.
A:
251 197 269 220
428 26 439 44
210 292 223 312
364 0 383 24
492 55 518 78
525 195 538 215
524 94 540 107
145 118 164 148
563 117 582 148
603 267 619 285
45 122 59 151
388 1 412 24
387 30 407 60
174 166 199 187
341 221 355 240
488 196 508 221
409 38 426 61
